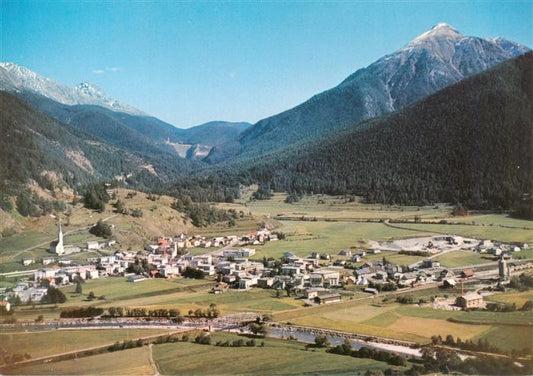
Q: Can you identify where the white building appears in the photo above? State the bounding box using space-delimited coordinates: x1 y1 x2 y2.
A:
159 264 180 277
223 248 256 258
86 269 99 279
238 277 258 289
34 269 57 281
87 241 100 250
42 257 55 265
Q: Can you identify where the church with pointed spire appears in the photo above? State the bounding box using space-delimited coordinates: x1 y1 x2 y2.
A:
49 220 80 255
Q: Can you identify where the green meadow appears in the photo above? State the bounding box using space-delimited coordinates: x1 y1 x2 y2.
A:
153 332 401 375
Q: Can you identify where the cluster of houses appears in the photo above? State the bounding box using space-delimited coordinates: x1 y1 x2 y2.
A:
375 235 527 255
146 228 277 252
5 227 530 312
21 221 118 267
137 228 277 279
474 239 527 257
0 265 100 306
351 257 476 290
0 281 48 307
196 250 344 304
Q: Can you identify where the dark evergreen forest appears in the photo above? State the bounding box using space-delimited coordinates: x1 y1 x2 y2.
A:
173 53 532 213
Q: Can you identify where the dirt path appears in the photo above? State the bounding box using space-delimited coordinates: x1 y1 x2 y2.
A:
382 219 442 234
148 343 160 376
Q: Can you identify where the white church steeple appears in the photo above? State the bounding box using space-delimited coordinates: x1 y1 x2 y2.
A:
53 219 65 255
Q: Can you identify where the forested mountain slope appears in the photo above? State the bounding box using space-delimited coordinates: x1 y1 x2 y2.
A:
232 52 533 210
207 23 529 163
15 91 250 158
0 91 196 198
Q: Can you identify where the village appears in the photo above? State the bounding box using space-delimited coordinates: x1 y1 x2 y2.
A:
2 219 531 314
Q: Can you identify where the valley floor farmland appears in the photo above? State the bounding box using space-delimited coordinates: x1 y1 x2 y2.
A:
7 346 154 376
0 329 169 360
2 192 533 375
219 194 533 260
5 332 404 376
251 221 432 260
152 332 401 375
273 299 533 351
8 277 303 322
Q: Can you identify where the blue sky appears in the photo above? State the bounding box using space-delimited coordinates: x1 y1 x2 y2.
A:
2 1 532 128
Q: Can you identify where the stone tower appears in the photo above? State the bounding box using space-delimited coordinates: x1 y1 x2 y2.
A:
498 255 509 282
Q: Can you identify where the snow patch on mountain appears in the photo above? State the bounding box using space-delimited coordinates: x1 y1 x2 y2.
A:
0 63 145 116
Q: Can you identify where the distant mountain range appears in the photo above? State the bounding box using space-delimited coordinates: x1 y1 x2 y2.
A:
0 63 251 161
0 64 251 198
0 62 145 116
206 23 530 163
0 23 531 214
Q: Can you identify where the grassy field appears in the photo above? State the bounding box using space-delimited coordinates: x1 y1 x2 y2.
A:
485 290 533 307
0 329 168 360
472 325 533 352
0 231 52 258
394 305 533 325
7 346 154 375
11 278 308 322
274 297 533 347
249 221 431 260
61 276 211 302
434 251 494 268
242 193 453 221
153 332 400 375
9 277 215 321
78 277 304 314
451 214 533 229
434 248 533 269
362 251 428 267
97 287 305 315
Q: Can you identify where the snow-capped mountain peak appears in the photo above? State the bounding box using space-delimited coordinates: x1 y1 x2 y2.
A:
232 22 531 161
432 22 459 33
0 63 145 116
407 22 463 51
